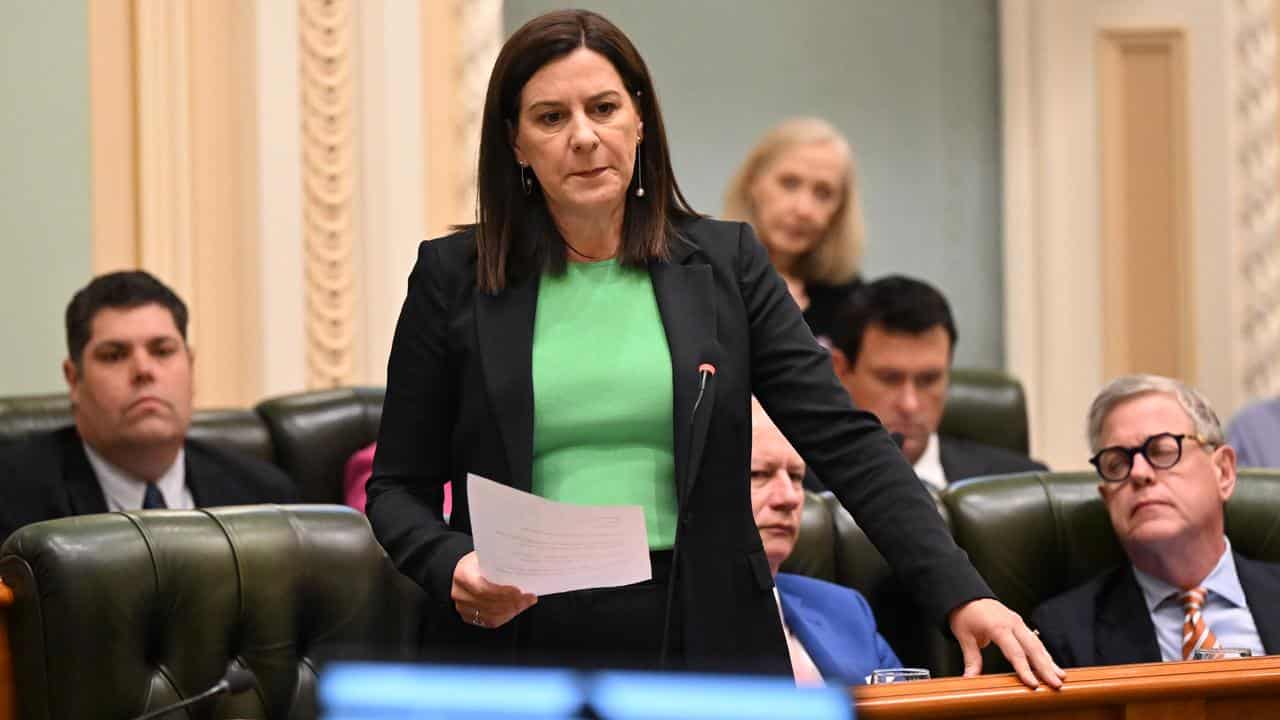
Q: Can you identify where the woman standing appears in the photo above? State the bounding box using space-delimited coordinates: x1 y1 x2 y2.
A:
367 8 1061 687
724 118 865 343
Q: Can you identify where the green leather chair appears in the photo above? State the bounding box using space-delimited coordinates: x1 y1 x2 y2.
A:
942 368 1031 455
255 387 383 504
944 469 1280 674
0 395 73 449
0 505 424 720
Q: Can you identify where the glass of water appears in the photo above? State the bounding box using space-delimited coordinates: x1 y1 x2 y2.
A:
867 668 932 684
1192 647 1253 660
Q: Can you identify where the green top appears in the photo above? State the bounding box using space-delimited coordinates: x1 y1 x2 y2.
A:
531 257 677 549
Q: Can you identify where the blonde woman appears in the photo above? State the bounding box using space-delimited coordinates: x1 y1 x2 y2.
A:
725 117 865 342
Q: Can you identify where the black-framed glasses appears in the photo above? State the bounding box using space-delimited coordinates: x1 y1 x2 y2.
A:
1089 432 1217 483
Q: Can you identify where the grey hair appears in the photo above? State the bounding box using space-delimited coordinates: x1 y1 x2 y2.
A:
1086 374 1225 453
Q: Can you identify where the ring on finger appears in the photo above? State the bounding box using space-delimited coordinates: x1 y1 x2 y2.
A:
472 608 483 627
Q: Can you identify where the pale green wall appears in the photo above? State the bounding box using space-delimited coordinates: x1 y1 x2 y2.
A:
505 1 1004 369
1 3 92 394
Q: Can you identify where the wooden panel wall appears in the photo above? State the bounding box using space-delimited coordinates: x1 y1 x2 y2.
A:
1097 30 1193 382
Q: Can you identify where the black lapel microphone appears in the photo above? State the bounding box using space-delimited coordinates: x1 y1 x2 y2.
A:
659 362 718 669
131 668 257 720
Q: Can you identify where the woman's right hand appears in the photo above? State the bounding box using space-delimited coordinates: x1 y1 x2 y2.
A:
451 551 537 629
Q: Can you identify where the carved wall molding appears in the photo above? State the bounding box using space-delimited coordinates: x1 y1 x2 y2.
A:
1236 0 1280 398
299 0 358 388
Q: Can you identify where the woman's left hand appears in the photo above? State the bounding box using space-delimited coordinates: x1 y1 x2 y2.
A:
949 598 1065 690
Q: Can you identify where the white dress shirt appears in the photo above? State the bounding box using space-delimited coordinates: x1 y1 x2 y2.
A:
1131 538 1264 661
912 432 947 492
83 442 194 511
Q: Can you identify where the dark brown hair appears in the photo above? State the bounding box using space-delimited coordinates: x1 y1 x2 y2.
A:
473 9 698 292
66 270 188 366
831 275 957 367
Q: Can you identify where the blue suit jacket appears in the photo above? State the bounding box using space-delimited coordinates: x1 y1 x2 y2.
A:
776 572 902 685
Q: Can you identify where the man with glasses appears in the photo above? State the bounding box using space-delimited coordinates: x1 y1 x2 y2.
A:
1030 374 1280 667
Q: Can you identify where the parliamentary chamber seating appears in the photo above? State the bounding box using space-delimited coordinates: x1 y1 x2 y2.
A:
0 505 425 720
0 388 401 719
0 387 385 504
14 369 1268 716
783 367 1036 676
944 468 1280 674
0 369 1023 509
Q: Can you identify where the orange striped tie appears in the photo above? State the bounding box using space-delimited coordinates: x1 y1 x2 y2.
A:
1181 587 1218 660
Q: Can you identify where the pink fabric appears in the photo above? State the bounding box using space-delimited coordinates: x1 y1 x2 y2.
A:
343 442 451 517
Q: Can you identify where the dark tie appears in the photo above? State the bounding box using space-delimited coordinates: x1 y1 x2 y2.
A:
142 483 168 509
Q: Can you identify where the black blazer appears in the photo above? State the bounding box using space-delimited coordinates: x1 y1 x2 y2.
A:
939 435 1047 484
802 275 863 342
367 218 991 673
1031 552 1280 668
0 425 297 543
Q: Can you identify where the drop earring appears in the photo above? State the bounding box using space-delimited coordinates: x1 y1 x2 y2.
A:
520 163 532 195
634 142 645 198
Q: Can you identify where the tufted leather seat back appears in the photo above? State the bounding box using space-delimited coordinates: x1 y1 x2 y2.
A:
0 504 424 720
942 368 1031 454
256 388 384 503
0 395 72 449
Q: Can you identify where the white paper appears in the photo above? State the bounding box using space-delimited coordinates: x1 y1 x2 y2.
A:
466 473 653 596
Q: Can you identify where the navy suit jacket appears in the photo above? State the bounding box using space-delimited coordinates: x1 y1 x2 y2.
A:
1031 552 1280 668
776 572 901 685
939 435 1046 484
0 425 297 543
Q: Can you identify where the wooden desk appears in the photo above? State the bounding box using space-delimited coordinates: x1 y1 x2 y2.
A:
854 656 1280 719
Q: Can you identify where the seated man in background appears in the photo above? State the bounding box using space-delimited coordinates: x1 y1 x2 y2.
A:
828 275 1045 491
1032 374 1280 667
751 399 901 685
0 271 295 542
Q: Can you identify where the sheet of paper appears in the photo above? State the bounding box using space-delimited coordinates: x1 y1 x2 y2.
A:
467 473 652 596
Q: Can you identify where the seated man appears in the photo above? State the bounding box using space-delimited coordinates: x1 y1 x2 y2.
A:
1032 374 1280 667
828 275 1045 490
0 271 296 542
751 400 901 685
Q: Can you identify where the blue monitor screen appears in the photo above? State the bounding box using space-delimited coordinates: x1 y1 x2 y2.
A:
320 662 853 720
